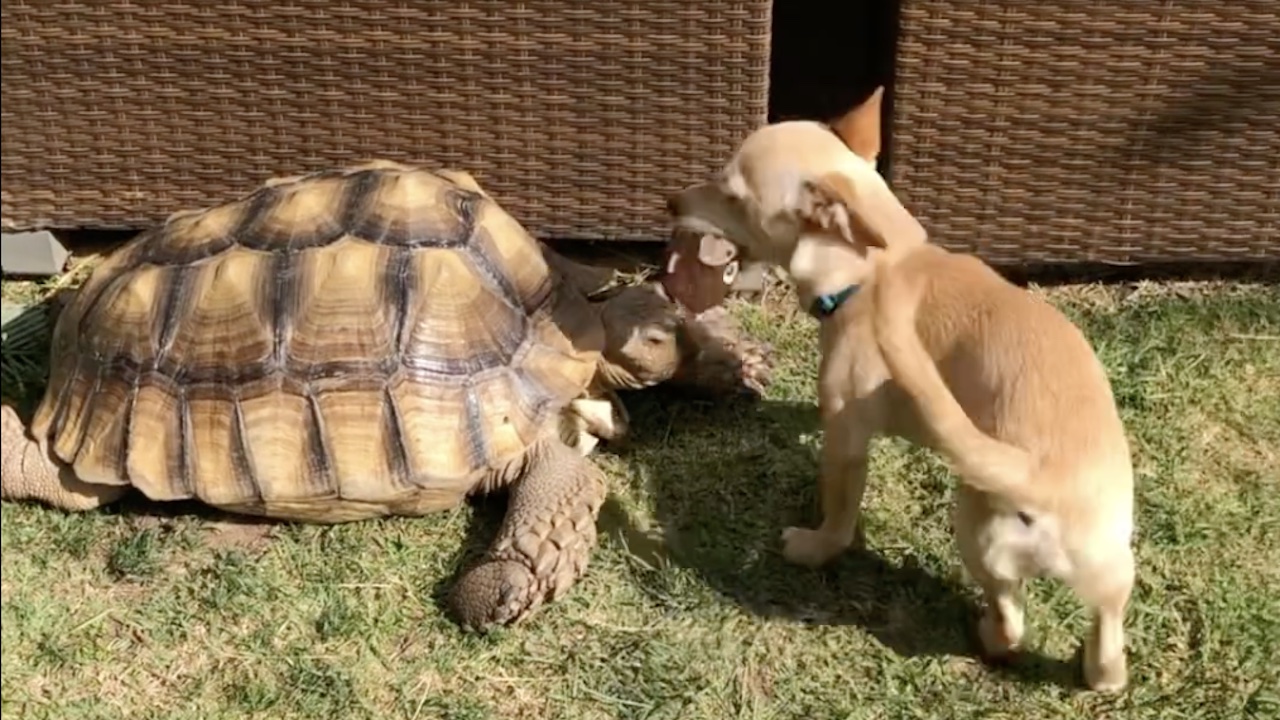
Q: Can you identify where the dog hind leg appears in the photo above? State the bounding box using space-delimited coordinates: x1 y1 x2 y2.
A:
975 576 1026 657
1074 547 1134 692
954 488 1028 656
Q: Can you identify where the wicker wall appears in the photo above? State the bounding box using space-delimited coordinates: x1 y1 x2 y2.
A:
7 1 1278 265
891 1 1280 265
0 0 773 242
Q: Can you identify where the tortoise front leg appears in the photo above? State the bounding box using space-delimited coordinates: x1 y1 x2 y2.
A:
0 404 128 511
670 306 774 399
449 441 606 630
561 391 631 457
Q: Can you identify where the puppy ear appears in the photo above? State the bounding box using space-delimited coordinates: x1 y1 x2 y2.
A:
831 86 884 163
798 171 926 249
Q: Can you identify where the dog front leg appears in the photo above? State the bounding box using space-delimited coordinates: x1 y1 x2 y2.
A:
781 433 870 568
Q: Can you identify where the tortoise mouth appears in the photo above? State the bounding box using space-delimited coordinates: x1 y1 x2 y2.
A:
595 359 654 392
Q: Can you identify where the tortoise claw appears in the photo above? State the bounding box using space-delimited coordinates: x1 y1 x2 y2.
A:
674 306 775 399
449 559 542 631
735 338 775 398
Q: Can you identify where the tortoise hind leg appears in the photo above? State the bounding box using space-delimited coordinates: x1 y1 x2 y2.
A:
449 441 606 630
1 404 127 511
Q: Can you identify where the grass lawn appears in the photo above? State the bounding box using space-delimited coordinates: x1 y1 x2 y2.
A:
1 271 1277 719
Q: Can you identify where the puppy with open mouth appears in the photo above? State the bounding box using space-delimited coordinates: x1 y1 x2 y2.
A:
660 88 1137 692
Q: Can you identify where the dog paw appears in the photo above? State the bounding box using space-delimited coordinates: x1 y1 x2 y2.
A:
976 598 1029 663
1083 645 1128 693
977 612 1021 659
781 526 846 568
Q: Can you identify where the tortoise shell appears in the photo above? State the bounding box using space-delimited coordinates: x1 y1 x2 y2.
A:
30 162 605 519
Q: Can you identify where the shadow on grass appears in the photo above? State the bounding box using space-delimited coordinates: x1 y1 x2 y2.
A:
609 386 1080 690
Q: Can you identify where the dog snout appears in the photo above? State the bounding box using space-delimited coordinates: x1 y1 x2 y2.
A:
665 193 682 217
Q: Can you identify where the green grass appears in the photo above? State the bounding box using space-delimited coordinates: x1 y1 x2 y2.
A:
2 277 1278 719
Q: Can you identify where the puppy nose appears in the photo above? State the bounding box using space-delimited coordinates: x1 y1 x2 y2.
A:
665 194 680 215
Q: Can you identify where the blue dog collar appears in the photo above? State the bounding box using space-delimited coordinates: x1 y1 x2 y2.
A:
809 284 861 319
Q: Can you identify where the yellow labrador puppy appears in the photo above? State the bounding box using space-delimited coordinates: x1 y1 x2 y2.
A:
663 89 1136 692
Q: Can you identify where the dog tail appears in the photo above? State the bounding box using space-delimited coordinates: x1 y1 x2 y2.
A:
871 270 1040 510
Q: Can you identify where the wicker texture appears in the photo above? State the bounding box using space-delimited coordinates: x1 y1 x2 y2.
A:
891 1 1280 265
0 0 772 240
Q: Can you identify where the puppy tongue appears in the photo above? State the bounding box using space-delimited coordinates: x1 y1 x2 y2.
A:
659 235 733 314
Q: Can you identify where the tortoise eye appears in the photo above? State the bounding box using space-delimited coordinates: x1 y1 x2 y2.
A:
641 327 670 346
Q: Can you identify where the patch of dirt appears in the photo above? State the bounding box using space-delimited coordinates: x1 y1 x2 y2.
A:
200 519 278 554
130 510 278 556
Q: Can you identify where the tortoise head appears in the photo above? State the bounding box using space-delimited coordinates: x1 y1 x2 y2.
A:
594 283 772 398
595 284 688 391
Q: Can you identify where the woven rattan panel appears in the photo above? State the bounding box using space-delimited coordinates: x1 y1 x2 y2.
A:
891 1 1280 265
0 0 772 241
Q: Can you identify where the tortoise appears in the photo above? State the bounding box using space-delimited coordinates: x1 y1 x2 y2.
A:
0 160 772 629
